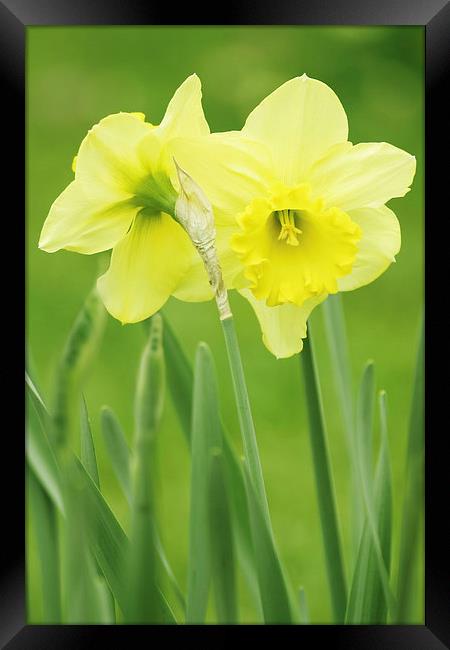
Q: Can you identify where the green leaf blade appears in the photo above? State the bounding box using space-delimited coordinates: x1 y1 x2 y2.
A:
27 465 61 623
162 313 261 615
186 342 222 622
242 463 294 624
396 316 424 621
352 364 396 619
346 390 392 623
126 314 166 623
300 329 347 622
100 406 132 503
209 449 238 623
26 376 64 515
80 395 100 489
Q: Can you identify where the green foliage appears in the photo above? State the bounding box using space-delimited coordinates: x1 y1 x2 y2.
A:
100 407 132 503
300 328 347 622
126 314 166 623
346 391 392 623
27 26 423 624
396 317 424 621
242 463 295 623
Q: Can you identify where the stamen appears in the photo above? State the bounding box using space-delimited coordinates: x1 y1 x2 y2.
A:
277 209 302 246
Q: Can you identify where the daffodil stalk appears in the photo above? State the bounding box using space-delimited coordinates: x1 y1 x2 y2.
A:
175 162 270 522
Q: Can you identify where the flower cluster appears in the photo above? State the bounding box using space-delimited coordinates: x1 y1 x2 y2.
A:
39 74 415 358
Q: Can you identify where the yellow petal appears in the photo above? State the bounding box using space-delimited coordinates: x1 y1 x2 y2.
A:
307 142 416 211
169 131 272 223
158 74 210 140
242 75 348 185
75 112 154 202
240 289 326 358
172 255 212 302
337 204 401 291
97 210 195 323
38 181 138 254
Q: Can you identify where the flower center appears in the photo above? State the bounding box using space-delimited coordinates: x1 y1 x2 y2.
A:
276 209 303 246
134 169 177 217
230 183 362 307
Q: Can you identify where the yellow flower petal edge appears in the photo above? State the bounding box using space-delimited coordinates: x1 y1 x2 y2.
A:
242 74 348 185
337 204 401 292
307 141 416 211
39 181 139 255
240 288 326 359
97 210 194 324
39 74 216 323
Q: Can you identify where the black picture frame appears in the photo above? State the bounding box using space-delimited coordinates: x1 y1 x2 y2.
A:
4 0 448 646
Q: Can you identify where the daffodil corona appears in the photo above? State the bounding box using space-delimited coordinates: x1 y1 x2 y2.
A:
172 74 416 357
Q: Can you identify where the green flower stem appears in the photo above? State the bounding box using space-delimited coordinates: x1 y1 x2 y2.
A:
221 316 270 525
300 324 347 622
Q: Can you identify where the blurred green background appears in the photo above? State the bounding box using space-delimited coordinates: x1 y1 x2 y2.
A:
26 26 424 623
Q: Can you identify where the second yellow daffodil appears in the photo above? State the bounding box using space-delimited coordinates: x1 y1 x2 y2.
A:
39 75 216 323
172 74 416 358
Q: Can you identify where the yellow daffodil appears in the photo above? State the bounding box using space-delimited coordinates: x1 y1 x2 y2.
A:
39 75 218 323
171 74 416 358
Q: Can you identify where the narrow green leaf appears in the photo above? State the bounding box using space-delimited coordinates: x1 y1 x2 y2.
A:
52 287 106 459
100 406 185 614
242 462 294 623
49 289 106 623
397 316 424 621
154 531 186 614
321 295 354 444
160 314 192 445
127 314 165 623
298 587 310 624
91 574 117 624
322 295 363 555
356 362 376 498
27 464 61 622
161 313 261 616
80 395 100 489
300 328 347 622
186 342 222 622
346 390 392 623
208 449 238 623
62 460 109 623
79 396 116 622
75 459 176 623
100 406 131 503
354 364 396 617
221 316 270 522
26 376 64 515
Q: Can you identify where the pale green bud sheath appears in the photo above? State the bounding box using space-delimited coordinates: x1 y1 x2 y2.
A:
174 162 271 527
127 314 166 622
174 160 231 320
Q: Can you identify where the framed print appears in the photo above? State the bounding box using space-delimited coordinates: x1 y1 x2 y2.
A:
2 0 448 646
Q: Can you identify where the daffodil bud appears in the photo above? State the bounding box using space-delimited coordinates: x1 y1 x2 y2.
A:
174 160 232 320
134 313 165 443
